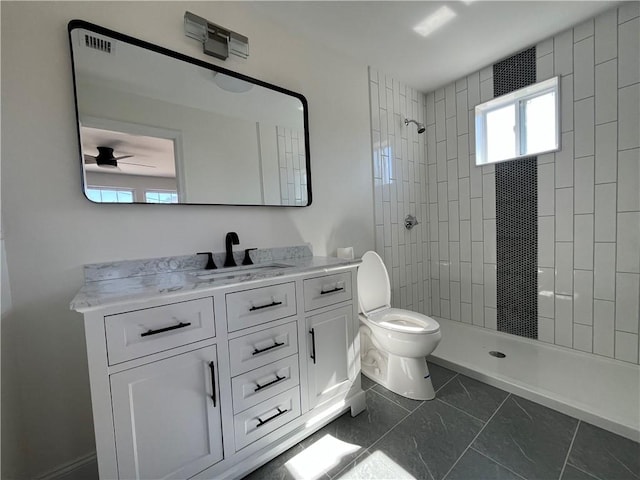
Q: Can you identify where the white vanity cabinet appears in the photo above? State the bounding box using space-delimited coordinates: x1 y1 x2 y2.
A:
306 305 355 409
73 260 365 480
303 272 356 409
110 345 223 480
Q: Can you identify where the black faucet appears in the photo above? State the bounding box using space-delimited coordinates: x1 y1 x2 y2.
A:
224 232 240 267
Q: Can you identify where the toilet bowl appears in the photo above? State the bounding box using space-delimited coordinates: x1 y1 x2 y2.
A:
358 251 442 400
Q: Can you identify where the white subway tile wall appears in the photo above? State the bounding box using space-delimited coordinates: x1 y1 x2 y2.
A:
534 4 639 363
368 4 639 364
369 68 430 314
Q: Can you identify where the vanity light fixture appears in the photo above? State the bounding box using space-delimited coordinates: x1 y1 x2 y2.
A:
184 11 249 60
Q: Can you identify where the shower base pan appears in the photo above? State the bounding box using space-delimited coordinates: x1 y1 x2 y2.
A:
429 318 639 442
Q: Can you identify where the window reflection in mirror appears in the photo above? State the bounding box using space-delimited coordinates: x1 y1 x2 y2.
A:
69 20 311 206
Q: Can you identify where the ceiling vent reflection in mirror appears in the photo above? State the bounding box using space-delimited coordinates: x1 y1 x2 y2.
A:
84 34 113 54
184 11 249 61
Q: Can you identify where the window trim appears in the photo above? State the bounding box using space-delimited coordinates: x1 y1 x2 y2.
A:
475 76 560 166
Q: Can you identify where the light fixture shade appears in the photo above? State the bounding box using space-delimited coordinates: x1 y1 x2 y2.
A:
212 72 253 93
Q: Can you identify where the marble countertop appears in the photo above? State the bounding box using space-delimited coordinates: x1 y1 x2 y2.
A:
71 256 360 312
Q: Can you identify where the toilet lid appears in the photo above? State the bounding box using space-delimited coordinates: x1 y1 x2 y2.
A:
357 251 391 315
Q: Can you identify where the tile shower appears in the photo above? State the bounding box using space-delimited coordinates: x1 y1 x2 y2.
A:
369 3 640 364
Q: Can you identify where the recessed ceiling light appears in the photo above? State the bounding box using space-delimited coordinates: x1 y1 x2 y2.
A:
413 6 457 37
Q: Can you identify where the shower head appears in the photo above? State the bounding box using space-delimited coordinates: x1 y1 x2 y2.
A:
404 118 426 134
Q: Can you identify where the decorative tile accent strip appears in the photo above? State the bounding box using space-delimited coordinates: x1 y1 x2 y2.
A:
494 47 538 339
493 47 537 97
496 158 538 338
84 244 313 282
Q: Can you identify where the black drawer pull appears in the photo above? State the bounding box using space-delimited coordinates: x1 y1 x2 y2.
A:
252 341 285 355
209 361 217 407
249 301 283 311
141 321 191 337
254 374 285 392
309 328 316 364
257 407 288 427
320 286 344 295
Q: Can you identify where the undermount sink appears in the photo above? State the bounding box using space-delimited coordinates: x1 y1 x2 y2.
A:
192 263 290 281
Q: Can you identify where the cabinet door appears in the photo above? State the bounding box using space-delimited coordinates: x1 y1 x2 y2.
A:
111 345 223 480
306 305 355 409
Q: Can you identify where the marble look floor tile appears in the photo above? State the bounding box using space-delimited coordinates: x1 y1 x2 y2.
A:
561 464 600 480
295 390 409 477
371 384 424 412
242 443 322 480
567 421 640 480
437 374 508 421
427 360 459 391
473 395 578 480
360 373 375 391
333 449 415 479
365 397 484 480
444 448 524 480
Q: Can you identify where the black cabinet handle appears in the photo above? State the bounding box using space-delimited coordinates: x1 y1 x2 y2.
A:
249 301 283 311
254 374 285 392
208 361 217 407
309 328 316 364
252 341 285 355
141 321 191 337
257 407 288 427
320 286 344 295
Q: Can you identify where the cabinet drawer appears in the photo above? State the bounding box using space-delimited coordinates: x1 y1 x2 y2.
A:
303 272 352 312
229 321 298 376
226 282 297 332
234 386 301 451
105 297 215 365
232 355 300 414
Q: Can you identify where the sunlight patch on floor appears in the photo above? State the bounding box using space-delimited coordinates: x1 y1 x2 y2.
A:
335 450 417 479
284 434 361 479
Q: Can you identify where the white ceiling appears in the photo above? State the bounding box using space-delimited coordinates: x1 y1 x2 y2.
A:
250 1 619 92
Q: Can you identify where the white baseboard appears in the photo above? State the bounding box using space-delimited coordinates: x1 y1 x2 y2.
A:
34 452 97 480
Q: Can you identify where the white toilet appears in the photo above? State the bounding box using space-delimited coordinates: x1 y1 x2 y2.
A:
357 251 442 400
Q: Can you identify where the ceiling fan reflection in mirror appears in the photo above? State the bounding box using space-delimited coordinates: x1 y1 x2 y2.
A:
84 146 157 169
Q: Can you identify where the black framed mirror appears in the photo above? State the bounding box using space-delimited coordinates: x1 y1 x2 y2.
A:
68 20 311 206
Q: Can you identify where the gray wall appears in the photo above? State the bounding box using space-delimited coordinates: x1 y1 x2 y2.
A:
1 2 374 477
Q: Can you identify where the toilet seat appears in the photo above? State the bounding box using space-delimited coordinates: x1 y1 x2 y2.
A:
364 308 440 334
358 251 440 335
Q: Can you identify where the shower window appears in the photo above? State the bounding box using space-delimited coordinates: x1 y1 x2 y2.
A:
475 76 560 165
